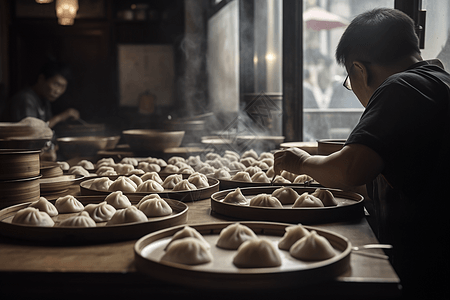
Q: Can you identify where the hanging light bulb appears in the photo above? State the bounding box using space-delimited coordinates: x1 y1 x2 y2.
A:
55 0 79 26
36 0 54 3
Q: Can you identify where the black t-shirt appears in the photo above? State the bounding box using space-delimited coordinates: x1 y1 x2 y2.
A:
346 61 450 298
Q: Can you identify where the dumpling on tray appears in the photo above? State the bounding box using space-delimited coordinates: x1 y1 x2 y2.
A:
231 171 252 182
105 191 132 209
140 172 163 184
84 201 116 222
249 194 283 208
161 174 183 189
160 237 213 266
271 187 299 205
293 174 313 184
164 226 210 250
216 223 257 250
251 171 271 183
136 179 164 193
311 188 338 207
222 188 249 205
29 196 58 217
292 192 324 208
57 211 96 227
11 207 54 227
172 179 197 191
233 238 282 268
187 173 209 189
278 224 310 251
289 230 336 261
106 206 148 225
55 195 84 213
89 177 114 191
138 197 172 217
128 174 143 187
108 176 137 192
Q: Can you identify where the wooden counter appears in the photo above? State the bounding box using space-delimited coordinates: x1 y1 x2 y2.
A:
0 185 401 300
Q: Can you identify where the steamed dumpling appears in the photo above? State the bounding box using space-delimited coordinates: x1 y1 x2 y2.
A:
120 157 139 166
95 157 115 168
278 224 310 251
167 156 185 165
106 206 148 225
126 169 145 176
113 163 135 175
271 187 300 205
163 164 180 173
136 180 164 193
128 174 143 187
293 174 313 184
57 211 96 227
281 170 297 182
251 171 271 183
212 168 231 179
222 188 249 205
289 230 336 261
311 188 338 207
231 171 252 182
84 201 116 222
240 157 257 167
292 192 324 208
89 177 114 191
161 174 183 189
161 237 213 266
233 238 282 268
272 175 291 184
187 174 209 189
137 162 161 173
141 172 163 184
241 149 259 160
105 191 132 209
11 207 54 227
108 176 137 192
249 194 283 208
216 223 257 250
164 226 210 250
244 166 262 177
172 179 197 191
77 160 94 170
56 161 70 171
136 194 163 208
266 166 275 178
29 197 58 217
68 165 90 177
228 161 246 172
96 166 116 176
55 195 84 213
139 197 172 217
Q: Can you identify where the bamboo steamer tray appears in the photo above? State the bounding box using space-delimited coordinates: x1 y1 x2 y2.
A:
0 176 41 209
39 174 85 194
0 195 188 243
80 175 220 202
40 161 64 178
134 221 351 290
0 149 40 180
210 186 364 224
218 177 322 190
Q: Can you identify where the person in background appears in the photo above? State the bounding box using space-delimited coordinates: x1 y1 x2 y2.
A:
2 59 80 128
274 8 449 299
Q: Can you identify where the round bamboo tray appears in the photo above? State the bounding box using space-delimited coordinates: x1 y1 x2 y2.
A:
0 149 40 181
0 195 188 243
134 221 351 290
0 176 41 209
210 186 364 224
80 176 220 202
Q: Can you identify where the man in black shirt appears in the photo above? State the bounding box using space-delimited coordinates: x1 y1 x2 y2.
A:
274 8 449 299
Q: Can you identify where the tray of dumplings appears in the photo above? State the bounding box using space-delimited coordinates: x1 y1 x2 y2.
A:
0 193 188 243
79 172 219 202
210 186 364 224
134 221 351 290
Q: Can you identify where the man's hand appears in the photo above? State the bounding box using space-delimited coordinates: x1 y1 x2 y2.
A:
273 147 311 177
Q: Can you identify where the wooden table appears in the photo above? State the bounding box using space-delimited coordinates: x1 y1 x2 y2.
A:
0 185 401 300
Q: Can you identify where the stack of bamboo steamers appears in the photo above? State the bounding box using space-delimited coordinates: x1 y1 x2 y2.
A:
0 149 41 209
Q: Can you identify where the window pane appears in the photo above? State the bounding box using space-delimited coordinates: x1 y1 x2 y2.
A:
303 0 393 141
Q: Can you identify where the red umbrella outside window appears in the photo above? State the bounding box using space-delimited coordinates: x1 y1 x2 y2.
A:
303 6 349 31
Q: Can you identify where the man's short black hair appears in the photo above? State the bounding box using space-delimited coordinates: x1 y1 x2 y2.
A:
335 8 420 67
39 59 72 82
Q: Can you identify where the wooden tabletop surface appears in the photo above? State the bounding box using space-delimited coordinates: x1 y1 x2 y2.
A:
0 184 401 300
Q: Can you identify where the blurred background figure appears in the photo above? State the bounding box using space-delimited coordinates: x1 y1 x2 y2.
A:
1 58 80 128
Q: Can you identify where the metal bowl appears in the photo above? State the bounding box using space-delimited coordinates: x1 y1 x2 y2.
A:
123 129 185 152
57 136 110 158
